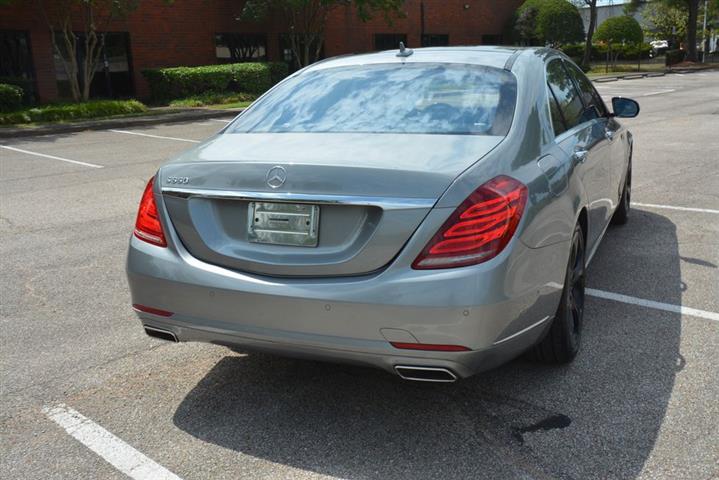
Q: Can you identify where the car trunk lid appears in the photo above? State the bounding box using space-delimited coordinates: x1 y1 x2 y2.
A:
160 132 503 277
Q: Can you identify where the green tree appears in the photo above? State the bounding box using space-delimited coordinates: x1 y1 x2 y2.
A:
595 15 643 68
32 0 142 101
595 15 644 44
514 2 541 44
641 2 688 47
241 0 404 68
514 0 585 46
625 0 719 61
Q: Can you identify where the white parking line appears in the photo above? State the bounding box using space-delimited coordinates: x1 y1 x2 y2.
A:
0 145 103 169
109 129 200 143
43 404 182 480
587 289 719 322
642 89 676 96
632 202 719 214
209 119 231 124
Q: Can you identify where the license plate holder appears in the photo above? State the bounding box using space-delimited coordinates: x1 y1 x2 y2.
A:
248 202 320 247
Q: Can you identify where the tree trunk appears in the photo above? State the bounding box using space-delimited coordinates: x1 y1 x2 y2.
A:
303 37 310 67
686 0 700 62
582 1 597 69
82 29 103 101
60 22 81 102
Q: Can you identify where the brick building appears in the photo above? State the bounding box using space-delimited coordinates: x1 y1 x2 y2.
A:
0 0 523 103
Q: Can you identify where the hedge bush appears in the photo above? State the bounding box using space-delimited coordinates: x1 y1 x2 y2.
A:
168 91 257 108
142 62 288 102
595 16 643 45
0 99 147 125
560 42 652 62
0 83 23 112
514 0 584 45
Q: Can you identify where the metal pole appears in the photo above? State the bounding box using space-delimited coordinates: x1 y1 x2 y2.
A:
702 0 708 63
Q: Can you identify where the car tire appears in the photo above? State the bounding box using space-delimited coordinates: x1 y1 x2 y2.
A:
530 223 585 364
611 165 631 225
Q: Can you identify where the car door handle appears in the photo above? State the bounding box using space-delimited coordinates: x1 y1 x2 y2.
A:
605 129 615 141
573 149 589 164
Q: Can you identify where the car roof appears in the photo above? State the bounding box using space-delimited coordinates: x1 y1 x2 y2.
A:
306 46 549 72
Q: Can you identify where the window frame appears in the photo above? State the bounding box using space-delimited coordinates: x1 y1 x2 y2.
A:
421 34 449 47
546 81 568 136
374 33 408 51
562 59 609 119
214 32 268 63
545 57 593 139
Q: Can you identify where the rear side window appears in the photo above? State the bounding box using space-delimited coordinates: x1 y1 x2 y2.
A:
564 61 608 118
546 59 584 132
547 84 567 135
229 63 517 136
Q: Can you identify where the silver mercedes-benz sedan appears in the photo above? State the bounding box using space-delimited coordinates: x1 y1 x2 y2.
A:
127 46 639 382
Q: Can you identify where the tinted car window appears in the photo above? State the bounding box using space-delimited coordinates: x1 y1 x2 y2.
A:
546 59 585 130
229 63 517 135
564 61 608 118
547 83 567 135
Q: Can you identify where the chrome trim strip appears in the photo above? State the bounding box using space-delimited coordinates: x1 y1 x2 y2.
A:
143 325 178 342
162 187 436 210
492 315 551 346
394 366 458 383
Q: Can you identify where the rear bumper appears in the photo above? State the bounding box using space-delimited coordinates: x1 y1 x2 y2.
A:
126 234 568 378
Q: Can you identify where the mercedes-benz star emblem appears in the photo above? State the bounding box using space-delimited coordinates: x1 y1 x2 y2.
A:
266 166 286 189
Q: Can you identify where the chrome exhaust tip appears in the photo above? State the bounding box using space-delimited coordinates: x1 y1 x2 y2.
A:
394 365 458 383
143 325 178 342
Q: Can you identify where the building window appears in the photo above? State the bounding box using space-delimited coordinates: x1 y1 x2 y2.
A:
421 34 449 47
53 31 133 99
482 34 503 45
215 33 267 63
279 34 324 73
374 33 407 51
0 30 35 103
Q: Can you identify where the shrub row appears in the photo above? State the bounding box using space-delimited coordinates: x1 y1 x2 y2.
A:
142 62 288 102
0 77 36 105
0 99 147 125
0 83 23 112
168 91 257 108
560 42 653 62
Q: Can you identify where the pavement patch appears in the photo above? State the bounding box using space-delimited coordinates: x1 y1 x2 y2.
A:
511 414 572 445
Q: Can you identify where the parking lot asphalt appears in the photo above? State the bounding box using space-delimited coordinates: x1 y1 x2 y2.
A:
1 72 718 480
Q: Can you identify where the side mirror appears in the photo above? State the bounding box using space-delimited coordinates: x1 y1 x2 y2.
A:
611 97 640 118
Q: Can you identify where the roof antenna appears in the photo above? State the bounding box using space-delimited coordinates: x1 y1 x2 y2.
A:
396 41 413 57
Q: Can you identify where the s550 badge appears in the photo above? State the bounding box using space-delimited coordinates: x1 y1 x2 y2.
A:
166 176 190 184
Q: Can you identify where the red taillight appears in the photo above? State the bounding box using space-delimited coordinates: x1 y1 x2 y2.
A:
390 342 471 352
134 176 167 247
412 175 527 269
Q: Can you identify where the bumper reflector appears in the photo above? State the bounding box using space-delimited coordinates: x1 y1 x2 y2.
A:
390 342 470 352
132 304 174 317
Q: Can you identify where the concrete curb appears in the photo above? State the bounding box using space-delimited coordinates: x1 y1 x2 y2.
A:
592 65 719 83
0 108 243 139
593 72 666 82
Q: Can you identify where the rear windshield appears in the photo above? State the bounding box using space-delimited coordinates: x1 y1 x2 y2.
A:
228 63 517 136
